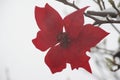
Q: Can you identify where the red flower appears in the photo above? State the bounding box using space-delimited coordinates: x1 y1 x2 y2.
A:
32 3 109 74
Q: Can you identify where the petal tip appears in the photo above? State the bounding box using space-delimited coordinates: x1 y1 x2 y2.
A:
47 64 67 74
80 6 89 13
45 3 52 9
32 38 47 52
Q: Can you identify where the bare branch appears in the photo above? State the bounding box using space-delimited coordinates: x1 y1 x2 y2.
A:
97 0 103 10
87 11 117 18
85 13 120 25
56 0 79 9
106 17 120 34
93 0 98 4
93 0 104 10
108 0 120 15
56 0 120 25
96 46 114 53
101 0 106 9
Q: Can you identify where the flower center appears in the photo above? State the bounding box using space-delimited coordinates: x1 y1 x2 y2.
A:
57 32 71 48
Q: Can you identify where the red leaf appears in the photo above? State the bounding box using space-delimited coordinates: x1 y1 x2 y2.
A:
45 45 67 73
32 31 58 51
35 4 63 35
64 7 88 39
77 24 109 51
33 4 109 74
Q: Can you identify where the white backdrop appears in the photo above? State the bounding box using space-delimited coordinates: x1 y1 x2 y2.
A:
0 0 119 80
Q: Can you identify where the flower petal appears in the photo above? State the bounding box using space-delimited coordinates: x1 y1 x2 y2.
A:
35 3 63 35
45 45 67 74
70 53 91 73
32 31 58 51
64 7 88 39
77 24 109 51
66 44 91 72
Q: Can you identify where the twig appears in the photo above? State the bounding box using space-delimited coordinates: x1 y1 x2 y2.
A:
84 13 99 21
84 13 102 25
97 0 103 10
109 61 120 72
94 19 120 25
85 13 120 25
110 65 120 72
106 17 120 34
96 46 114 53
93 0 98 4
93 0 105 10
87 11 117 18
56 0 120 25
108 0 120 15
56 0 79 9
101 0 106 9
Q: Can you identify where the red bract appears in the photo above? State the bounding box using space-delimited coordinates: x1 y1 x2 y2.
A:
32 3 109 74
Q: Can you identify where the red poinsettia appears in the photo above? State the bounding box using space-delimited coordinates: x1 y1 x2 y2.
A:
32 3 109 74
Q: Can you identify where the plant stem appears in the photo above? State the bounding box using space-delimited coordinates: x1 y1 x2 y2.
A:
106 17 120 34
87 11 117 18
101 0 106 9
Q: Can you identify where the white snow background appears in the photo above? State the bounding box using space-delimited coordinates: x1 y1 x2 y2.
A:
0 0 120 80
